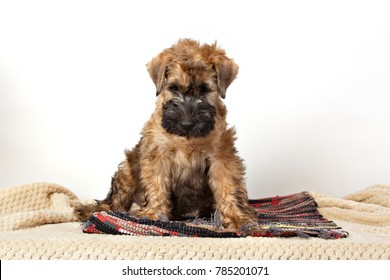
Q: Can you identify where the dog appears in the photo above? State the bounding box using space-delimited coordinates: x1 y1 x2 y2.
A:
74 39 258 230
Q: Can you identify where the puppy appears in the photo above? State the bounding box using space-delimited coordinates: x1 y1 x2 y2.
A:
74 39 258 230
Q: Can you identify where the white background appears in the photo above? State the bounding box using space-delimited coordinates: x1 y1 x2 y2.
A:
1 0 389 200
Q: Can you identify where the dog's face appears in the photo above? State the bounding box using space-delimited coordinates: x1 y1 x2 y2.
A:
147 39 238 138
161 83 217 138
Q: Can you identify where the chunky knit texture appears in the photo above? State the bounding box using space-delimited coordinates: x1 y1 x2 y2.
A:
1 183 390 259
0 183 78 231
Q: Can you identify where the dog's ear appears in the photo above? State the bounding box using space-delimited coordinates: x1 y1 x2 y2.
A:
214 57 239 99
146 52 171 96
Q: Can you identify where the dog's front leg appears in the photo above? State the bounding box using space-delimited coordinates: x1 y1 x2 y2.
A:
133 155 172 220
209 155 258 230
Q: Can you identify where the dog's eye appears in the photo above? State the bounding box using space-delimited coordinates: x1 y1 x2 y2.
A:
168 84 180 93
198 84 210 96
169 99 181 108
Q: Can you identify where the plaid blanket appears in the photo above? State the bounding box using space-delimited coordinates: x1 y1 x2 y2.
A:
81 192 349 239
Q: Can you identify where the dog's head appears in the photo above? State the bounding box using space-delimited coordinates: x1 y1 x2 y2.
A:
146 39 239 138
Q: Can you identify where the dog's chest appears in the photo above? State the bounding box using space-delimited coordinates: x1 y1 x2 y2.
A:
168 149 214 218
169 149 209 187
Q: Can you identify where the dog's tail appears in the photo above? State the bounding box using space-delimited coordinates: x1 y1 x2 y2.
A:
71 200 109 222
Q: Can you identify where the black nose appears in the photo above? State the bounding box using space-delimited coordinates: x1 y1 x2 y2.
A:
179 119 195 130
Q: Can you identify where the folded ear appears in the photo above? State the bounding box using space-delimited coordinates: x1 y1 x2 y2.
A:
214 57 239 99
146 52 172 96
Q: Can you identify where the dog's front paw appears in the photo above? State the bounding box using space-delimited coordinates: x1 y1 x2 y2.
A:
240 219 260 232
220 214 259 231
130 208 168 221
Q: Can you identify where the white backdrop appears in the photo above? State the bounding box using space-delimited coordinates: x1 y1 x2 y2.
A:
1 0 390 200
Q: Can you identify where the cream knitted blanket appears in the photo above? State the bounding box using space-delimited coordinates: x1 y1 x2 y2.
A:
1 183 390 260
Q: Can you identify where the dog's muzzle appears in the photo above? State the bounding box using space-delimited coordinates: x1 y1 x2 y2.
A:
161 95 216 138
